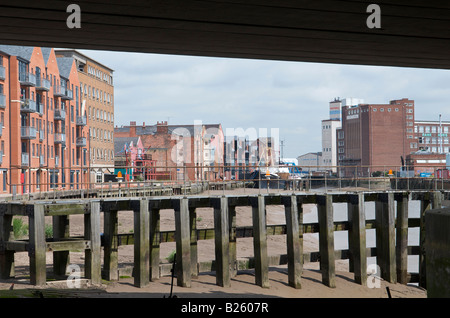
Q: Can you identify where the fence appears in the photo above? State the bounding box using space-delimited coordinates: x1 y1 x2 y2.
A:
0 190 446 290
4 163 450 200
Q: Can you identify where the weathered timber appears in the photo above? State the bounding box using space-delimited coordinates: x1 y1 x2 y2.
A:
250 195 269 288
29 204 46 286
133 198 150 287
173 197 191 287
84 201 101 286
348 193 367 286
396 192 409 284
212 196 230 287
317 194 336 288
103 208 119 281
283 195 302 289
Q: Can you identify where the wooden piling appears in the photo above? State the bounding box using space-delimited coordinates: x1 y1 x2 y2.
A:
251 195 269 288
29 204 46 286
149 205 161 281
317 194 336 288
396 192 409 284
84 201 101 286
283 195 302 289
213 196 230 287
133 198 150 287
52 215 70 279
348 193 367 286
103 209 119 281
375 192 396 283
228 205 237 277
0 211 14 279
174 197 191 287
419 191 442 288
189 207 198 278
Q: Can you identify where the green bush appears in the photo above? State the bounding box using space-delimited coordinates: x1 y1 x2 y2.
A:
13 218 28 239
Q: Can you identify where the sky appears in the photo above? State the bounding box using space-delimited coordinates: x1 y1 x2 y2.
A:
79 49 450 159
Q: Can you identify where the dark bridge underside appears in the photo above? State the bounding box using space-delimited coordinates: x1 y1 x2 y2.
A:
0 0 449 69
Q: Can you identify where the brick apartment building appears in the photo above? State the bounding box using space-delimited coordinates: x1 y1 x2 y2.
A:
55 50 114 184
114 121 224 181
0 45 90 194
337 98 416 177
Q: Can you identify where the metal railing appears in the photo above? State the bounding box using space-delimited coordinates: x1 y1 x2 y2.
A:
4 163 450 198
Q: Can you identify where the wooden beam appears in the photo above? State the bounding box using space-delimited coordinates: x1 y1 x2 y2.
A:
213 196 230 287
251 195 269 288
317 194 336 288
133 198 150 287
29 204 46 286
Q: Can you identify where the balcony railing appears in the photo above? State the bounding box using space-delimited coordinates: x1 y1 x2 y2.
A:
21 126 37 139
21 153 29 166
76 115 87 126
54 108 66 121
0 65 5 80
61 88 73 100
54 133 66 144
76 137 87 147
53 85 66 97
19 72 36 86
20 99 37 113
35 77 51 91
0 94 5 109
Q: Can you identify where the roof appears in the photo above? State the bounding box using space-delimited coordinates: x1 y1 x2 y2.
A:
56 57 75 79
0 45 34 61
114 137 141 155
54 49 114 72
41 47 53 65
116 123 221 137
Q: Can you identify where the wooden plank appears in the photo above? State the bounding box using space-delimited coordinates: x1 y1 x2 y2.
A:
348 193 367 286
228 205 237 277
174 198 191 287
85 201 101 286
29 204 46 286
317 194 336 288
376 193 396 283
0 213 14 278
44 203 89 216
149 207 161 281
213 196 230 287
251 195 269 288
396 192 409 284
133 198 150 287
46 240 91 252
189 207 198 278
103 209 119 281
419 195 431 288
52 215 70 279
283 195 302 289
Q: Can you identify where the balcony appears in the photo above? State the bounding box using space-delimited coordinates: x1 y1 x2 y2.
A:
0 151 3 165
0 123 2 137
76 137 87 147
39 155 45 167
54 133 66 144
0 65 5 80
36 102 44 116
53 85 66 97
19 72 36 86
55 155 60 167
54 108 66 121
0 94 5 109
39 129 44 141
35 77 51 91
21 153 29 166
21 126 37 139
20 99 37 113
61 88 73 100
76 115 87 126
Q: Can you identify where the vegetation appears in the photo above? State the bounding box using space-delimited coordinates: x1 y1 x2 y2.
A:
13 218 28 239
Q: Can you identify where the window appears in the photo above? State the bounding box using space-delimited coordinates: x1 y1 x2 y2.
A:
373 108 377 112
432 126 437 133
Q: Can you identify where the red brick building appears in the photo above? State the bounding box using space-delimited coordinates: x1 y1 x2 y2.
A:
0 45 91 194
115 121 224 181
337 98 416 177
